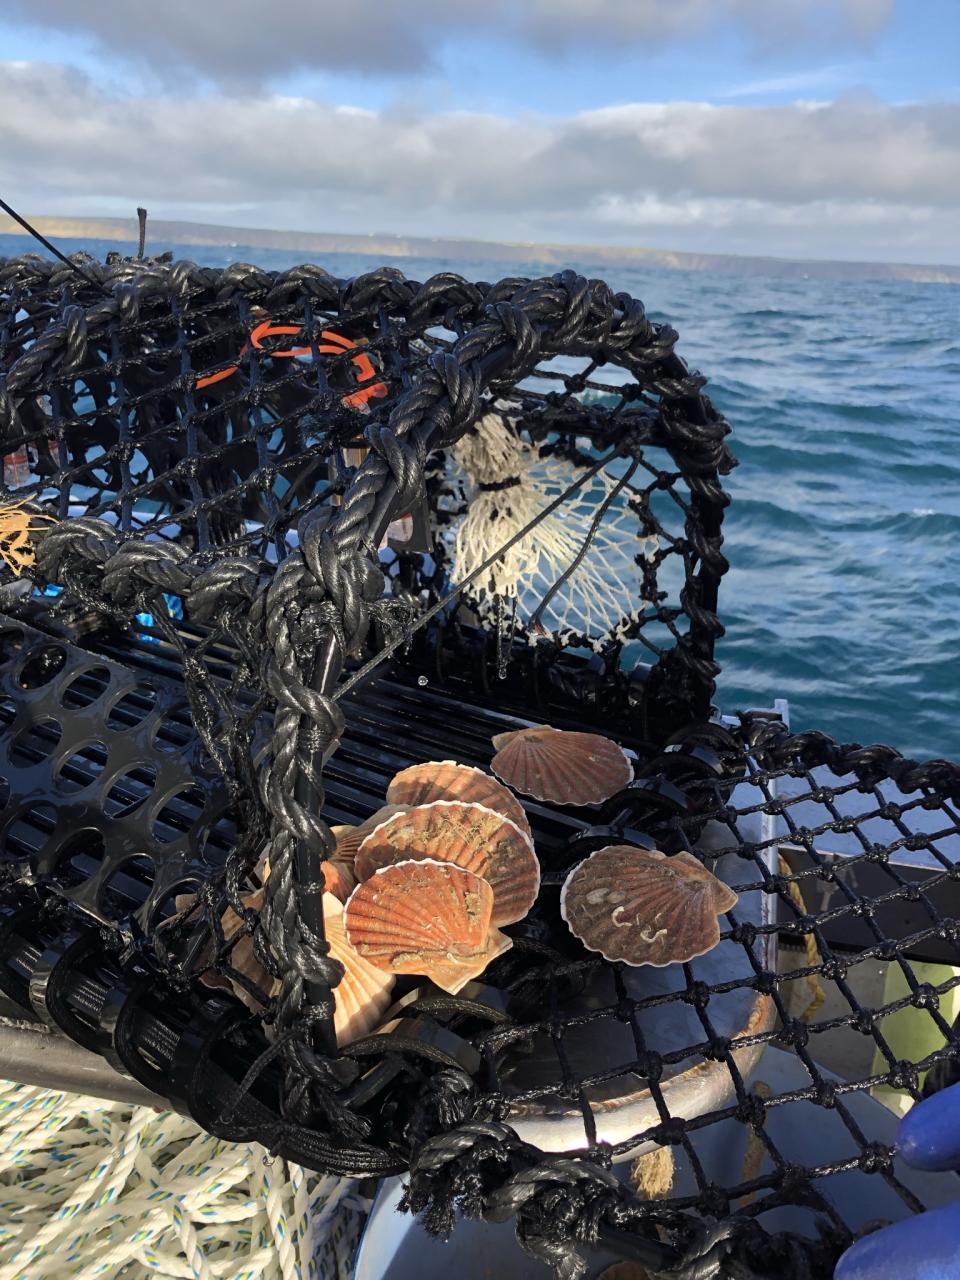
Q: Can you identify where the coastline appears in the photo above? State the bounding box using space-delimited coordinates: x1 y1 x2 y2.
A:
2 214 957 286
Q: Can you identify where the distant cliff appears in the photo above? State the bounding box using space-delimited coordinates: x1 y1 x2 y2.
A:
2 214 957 285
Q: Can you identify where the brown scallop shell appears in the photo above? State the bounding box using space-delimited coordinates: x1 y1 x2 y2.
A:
386 760 531 836
560 845 738 967
354 800 539 925
491 725 633 806
344 859 511 993
177 886 277 1015
330 805 411 868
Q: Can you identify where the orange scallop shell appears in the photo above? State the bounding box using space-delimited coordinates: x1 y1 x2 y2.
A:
386 760 530 836
320 859 355 903
491 726 633 806
178 888 392 1040
173 888 275 1014
344 859 511 993
560 845 738 967
354 800 539 925
322 892 395 1043
330 805 411 867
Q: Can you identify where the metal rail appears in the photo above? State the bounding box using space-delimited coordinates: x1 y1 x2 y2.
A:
0 1013 167 1108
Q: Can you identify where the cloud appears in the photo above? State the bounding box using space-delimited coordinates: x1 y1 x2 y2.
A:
719 64 866 98
521 0 894 55
2 0 896 84
1 61 956 263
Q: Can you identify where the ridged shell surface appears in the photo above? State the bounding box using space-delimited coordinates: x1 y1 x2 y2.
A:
320 859 356 903
491 726 632 806
183 887 393 1038
354 800 539 925
386 760 530 836
560 845 738 967
330 805 411 866
344 859 511 993
322 892 395 1043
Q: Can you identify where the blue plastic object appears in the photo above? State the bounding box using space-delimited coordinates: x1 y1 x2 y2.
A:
898 1084 960 1173
136 612 159 644
835 1083 960 1279
834 1203 960 1280
136 595 182 642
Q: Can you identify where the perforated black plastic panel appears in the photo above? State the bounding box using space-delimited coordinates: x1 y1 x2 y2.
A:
0 612 239 935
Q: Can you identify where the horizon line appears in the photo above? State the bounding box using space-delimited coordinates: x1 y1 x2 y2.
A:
1 213 958 285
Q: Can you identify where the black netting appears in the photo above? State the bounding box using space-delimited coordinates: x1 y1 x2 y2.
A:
0 247 956 1279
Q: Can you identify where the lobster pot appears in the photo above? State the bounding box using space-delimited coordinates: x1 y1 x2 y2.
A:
0 249 958 1280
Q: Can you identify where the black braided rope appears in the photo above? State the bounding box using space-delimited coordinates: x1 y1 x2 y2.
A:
0 600 954 1274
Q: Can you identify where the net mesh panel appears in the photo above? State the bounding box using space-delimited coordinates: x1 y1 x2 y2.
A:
442 413 662 647
0 250 957 1279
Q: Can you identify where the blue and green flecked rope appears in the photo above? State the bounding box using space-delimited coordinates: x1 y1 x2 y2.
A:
0 1078 368 1279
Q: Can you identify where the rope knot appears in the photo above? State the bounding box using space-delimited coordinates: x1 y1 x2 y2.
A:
102 539 192 605
363 425 424 513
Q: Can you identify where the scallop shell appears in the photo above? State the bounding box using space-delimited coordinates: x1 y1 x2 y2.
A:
178 887 392 1040
354 800 539 925
560 845 738 967
330 805 411 867
322 892 395 1043
181 886 278 1014
491 726 633 806
320 859 355 903
386 761 530 836
344 859 511 993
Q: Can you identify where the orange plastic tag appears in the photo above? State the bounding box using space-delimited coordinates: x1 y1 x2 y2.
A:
196 323 388 408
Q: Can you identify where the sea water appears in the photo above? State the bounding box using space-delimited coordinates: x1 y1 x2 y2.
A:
2 233 958 760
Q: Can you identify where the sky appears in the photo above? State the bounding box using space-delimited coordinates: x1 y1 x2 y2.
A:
0 0 957 264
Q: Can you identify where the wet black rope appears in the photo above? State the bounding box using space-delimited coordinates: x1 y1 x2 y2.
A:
4 250 880 1280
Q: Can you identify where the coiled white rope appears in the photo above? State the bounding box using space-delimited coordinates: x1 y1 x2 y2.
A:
0 1079 367 1280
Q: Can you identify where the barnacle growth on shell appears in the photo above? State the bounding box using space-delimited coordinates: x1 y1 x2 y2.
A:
354 800 539 926
386 760 530 836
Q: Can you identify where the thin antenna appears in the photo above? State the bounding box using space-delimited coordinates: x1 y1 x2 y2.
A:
0 195 110 294
137 207 147 259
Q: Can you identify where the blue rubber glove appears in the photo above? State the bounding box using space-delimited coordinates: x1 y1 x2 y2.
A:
834 1082 960 1279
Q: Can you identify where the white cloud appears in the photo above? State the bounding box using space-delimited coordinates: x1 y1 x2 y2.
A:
1 0 895 84
1 62 956 263
720 64 866 98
